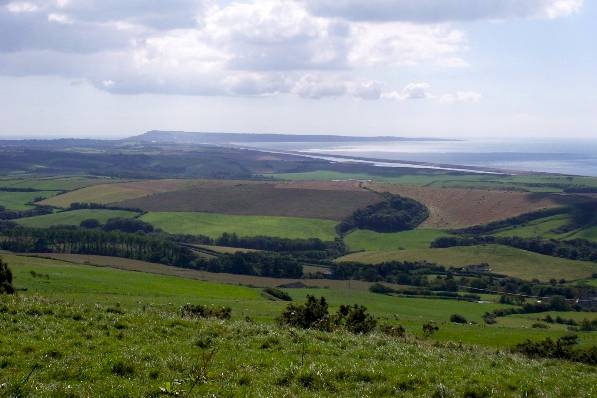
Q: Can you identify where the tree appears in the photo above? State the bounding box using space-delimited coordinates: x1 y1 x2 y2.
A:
80 218 101 229
0 256 15 294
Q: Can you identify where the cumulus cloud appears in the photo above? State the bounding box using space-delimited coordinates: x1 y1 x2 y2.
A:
304 0 583 22
382 82 481 103
6 0 559 101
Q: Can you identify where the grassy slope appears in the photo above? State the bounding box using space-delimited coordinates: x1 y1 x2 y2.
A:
141 212 338 240
345 229 450 251
4 254 596 347
0 191 58 210
337 244 597 282
1 255 595 396
16 209 139 228
2 297 595 397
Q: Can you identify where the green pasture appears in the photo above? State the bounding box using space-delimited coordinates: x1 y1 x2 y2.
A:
337 244 597 282
141 212 338 240
345 229 451 251
16 209 139 228
0 191 59 210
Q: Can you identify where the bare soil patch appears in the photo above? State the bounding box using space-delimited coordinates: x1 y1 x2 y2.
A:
116 183 380 220
366 183 563 228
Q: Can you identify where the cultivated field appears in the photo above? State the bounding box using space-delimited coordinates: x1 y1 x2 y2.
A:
0 191 58 210
0 176 117 191
345 229 451 251
141 212 338 240
366 183 562 228
118 182 380 220
337 244 597 282
38 179 206 208
16 209 140 228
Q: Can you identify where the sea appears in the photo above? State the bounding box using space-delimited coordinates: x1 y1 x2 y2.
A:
238 138 597 177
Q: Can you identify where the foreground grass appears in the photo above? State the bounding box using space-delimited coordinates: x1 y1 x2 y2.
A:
0 296 595 397
337 244 597 282
345 229 450 251
5 254 596 348
16 209 140 228
141 212 338 240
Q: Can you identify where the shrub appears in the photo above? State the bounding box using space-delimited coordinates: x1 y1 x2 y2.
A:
449 314 467 324
369 283 395 295
513 334 597 365
180 304 231 320
80 218 101 229
278 295 330 330
262 287 292 301
423 322 439 337
103 218 154 233
278 296 377 334
0 257 14 295
531 322 549 329
379 324 406 338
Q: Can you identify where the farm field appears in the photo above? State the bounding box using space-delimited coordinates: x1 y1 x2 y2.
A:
118 182 380 220
270 170 597 192
0 176 116 191
366 183 562 228
16 209 140 228
38 179 205 208
336 244 597 282
23 253 379 291
0 190 58 210
345 229 451 251
141 212 338 240
568 225 597 242
492 214 571 239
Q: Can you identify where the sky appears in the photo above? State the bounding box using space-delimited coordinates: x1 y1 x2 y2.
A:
0 0 595 139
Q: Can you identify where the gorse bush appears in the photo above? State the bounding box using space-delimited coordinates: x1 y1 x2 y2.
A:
180 304 231 320
449 314 467 324
278 296 377 334
262 287 292 301
513 335 597 365
0 256 14 294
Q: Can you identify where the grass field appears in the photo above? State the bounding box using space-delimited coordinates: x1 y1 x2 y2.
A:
16 209 139 228
492 214 571 239
4 253 596 349
270 170 597 193
2 295 595 397
0 176 116 191
492 214 597 242
568 225 597 242
0 191 58 210
336 244 597 282
345 229 451 251
141 212 338 240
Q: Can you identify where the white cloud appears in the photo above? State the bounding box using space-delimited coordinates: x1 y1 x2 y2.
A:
0 0 485 100
6 1 39 13
304 0 583 22
382 82 481 103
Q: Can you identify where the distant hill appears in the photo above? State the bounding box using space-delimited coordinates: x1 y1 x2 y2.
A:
129 130 454 144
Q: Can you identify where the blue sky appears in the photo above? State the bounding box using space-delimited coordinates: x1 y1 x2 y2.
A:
0 0 594 139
